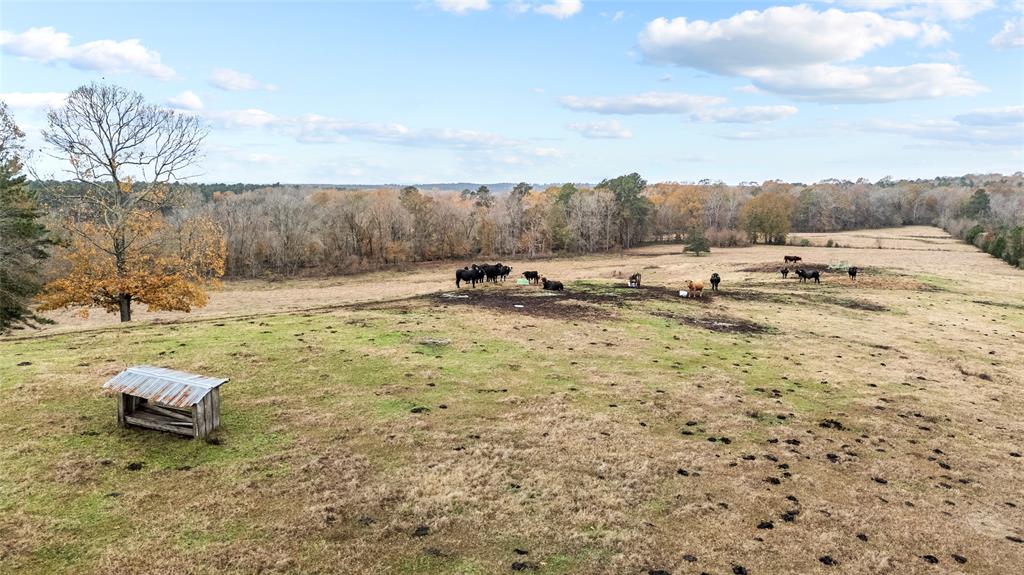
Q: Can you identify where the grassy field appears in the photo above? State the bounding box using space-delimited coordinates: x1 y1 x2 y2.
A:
2 226 1023 574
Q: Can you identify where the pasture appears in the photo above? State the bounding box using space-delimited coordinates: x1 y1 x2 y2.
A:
2 226 1023 574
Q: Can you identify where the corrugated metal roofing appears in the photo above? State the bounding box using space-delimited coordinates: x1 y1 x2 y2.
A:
103 365 228 408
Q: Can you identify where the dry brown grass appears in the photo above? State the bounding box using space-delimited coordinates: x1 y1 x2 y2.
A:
2 226 1023 574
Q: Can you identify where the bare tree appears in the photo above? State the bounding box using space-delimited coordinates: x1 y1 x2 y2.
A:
41 83 209 321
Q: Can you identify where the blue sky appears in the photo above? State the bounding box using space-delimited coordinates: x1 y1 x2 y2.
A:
2 0 1022 184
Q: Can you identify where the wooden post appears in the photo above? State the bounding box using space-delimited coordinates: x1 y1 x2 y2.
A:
117 393 128 427
210 388 221 431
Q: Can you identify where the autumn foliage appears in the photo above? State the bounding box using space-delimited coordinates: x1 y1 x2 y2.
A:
36 83 214 321
38 213 224 319
740 191 796 245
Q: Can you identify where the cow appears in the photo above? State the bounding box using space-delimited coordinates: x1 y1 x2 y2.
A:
795 269 820 284
848 266 859 282
629 272 642 288
709 273 721 291
686 280 704 298
523 271 540 284
784 255 803 264
781 267 790 279
456 264 485 288
481 264 502 283
498 265 512 282
541 277 564 291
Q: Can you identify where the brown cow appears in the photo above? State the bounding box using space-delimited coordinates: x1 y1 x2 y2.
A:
686 280 704 298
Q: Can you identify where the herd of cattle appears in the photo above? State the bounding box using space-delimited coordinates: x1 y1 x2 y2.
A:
455 263 564 291
781 255 859 284
455 255 859 294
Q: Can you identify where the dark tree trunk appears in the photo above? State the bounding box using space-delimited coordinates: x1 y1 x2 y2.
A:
119 294 132 322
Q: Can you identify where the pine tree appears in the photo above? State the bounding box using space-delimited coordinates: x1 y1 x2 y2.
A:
0 103 51 332
684 228 710 256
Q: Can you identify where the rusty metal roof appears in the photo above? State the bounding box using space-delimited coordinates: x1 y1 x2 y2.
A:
102 365 228 408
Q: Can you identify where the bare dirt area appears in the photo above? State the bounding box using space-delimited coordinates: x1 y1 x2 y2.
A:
3 225 1024 575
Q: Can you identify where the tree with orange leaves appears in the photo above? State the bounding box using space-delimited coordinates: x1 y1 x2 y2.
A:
36 83 221 321
740 190 795 245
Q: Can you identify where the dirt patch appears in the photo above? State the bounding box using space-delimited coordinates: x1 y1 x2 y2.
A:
739 263 937 291
433 284 708 319
714 289 889 312
826 297 889 312
652 311 773 334
740 262 841 273
973 299 1024 311
422 288 619 320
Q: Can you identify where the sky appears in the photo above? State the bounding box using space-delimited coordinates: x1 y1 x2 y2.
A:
1 0 1023 185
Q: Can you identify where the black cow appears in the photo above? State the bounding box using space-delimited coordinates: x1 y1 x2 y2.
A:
456 264 485 288
481 263 501 283
784 255 803 264
710 272 721 291
848 266 859 282
523 271 540 284
795 269 820 284
498 265 512 282
781 267 790 279
541 277 564 291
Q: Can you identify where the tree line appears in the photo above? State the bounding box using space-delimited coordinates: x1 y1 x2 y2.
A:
179 172 1022 278
1 82 1022 331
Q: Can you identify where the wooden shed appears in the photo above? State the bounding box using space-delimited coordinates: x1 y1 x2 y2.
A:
103 365 228 439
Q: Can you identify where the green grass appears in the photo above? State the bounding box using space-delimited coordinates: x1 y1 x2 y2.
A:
2 279 992 574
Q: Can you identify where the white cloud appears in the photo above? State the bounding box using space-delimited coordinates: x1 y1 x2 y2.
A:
746 63 985 103
639 6 928 73
535 0 583 19
953 105 1024 126
528 146 566 158
558 91 725 114
167 90 204 111
692 105 799 123
636 6 982 102
863 117 1022 145
733 84 761 94
991 17 1024 49
208 145 286 165
205 108 282 129
0 27 175 79
406 128 516 149
0 91 67 110
717 127 829 140
291 114 412 143
835 1 996 21
201 107 556 158
918 22 950 46
658 73 673 82
566 120 633 139
849 106 1022 147
209 68 277 92
435 0 490 13
509 1 532 15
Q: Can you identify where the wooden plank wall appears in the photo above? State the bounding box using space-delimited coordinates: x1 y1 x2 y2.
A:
118 391 221 439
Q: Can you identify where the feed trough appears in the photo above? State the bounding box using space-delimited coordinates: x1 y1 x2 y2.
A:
103 365 228 439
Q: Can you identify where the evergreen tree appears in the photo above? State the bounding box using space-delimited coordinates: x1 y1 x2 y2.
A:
474 185 493 208
963 189 991 218
0 103 51 332
683 228 711 256
596 172 651 248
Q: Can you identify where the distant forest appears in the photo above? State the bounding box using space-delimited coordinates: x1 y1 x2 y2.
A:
33 172 1024 278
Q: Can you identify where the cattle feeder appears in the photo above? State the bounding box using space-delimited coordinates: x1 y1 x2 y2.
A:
103 365 228 439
